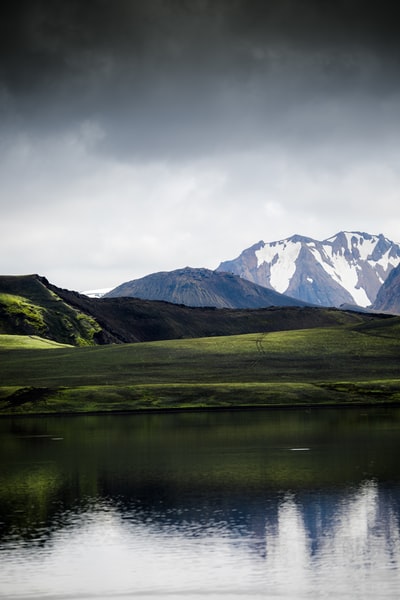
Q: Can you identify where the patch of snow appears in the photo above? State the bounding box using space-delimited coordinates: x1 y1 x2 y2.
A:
255 239 301 293
80 288 112 298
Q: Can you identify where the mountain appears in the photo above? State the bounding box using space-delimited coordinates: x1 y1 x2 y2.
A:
80 288 112 298
0 274 387 346
372 263 400 314
217 232 400 308
104 267 310 308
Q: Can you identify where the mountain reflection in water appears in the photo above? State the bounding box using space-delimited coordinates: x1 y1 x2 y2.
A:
0 409 400 599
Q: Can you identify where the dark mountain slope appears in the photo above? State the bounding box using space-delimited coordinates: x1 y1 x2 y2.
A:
0 274 392 346
38 276 396 343
104 267 310 308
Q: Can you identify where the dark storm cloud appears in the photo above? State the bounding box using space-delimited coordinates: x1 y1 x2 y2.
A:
2 0 400 159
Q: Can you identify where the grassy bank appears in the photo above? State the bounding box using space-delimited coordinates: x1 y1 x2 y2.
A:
1 318 400 414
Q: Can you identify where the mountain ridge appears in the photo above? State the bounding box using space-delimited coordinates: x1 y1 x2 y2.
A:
217 231 400 308
104 266 310 308
0 274 388 347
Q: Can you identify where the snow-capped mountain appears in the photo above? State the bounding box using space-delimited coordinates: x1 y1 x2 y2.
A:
217 232 400 308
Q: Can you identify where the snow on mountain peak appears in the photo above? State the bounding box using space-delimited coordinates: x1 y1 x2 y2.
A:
217 231 400 308
255 238 301 294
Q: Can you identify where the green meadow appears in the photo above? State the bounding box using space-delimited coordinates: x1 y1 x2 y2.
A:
1 316 400 414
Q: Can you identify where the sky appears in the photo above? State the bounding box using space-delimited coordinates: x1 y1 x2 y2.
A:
1 0 400 291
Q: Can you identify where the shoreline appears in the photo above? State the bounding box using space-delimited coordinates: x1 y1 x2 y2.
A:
1 398 400 418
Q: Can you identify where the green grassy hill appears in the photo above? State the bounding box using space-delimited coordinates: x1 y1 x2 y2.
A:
1 315 399 414
0 275 101 346
1 274 398 415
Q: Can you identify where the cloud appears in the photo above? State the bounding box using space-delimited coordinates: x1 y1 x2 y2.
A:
2 0 400 159
1 122 400 290
1 1 400 289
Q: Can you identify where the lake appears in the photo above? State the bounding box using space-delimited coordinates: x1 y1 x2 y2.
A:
1 407 400 599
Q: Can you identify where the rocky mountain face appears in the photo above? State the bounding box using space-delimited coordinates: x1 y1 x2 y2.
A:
372 263 400 314
104 267 310 308
217 232 400 308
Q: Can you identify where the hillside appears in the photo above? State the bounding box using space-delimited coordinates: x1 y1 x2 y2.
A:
0 274 390 346
1 273 399 414
104 267 309 308
1 315 400 414
0 275 101 346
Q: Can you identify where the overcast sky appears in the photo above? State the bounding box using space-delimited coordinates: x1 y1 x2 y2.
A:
2 0 400 291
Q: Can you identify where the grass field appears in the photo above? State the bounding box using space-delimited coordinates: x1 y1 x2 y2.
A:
0 334 73 349
1 316 400 414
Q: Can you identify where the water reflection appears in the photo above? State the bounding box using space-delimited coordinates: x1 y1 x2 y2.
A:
265 482 400 598
1 409 400 598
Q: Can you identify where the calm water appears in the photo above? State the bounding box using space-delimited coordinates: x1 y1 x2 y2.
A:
1 408 400 599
